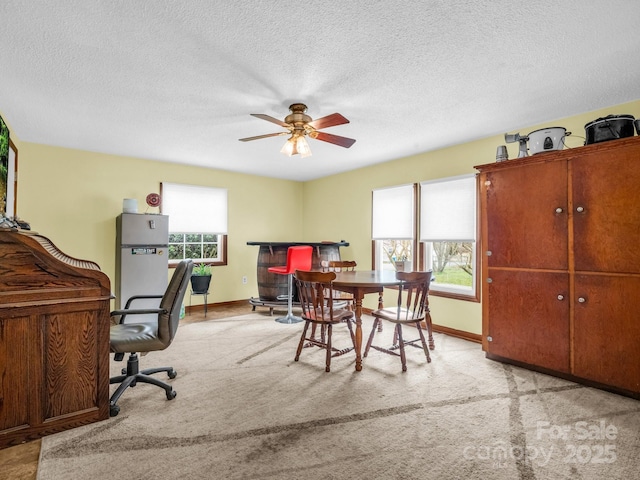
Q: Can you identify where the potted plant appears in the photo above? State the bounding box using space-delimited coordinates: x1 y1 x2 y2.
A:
190 263 212 293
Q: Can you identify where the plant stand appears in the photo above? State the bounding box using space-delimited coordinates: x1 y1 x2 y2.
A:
189 289 209 317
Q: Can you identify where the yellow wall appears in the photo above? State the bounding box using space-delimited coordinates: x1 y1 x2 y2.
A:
5 98 640 333
303 99 640 334
14 142 303 305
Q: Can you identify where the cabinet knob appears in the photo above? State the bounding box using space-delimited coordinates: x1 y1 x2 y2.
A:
578 297 586 303
557 294 564 301
555 207 563 214
487 278 493 283
576 206 585 213
486 250 492 256
487 336 493 342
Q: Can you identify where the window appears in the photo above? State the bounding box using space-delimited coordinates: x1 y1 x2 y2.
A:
161 183 228 266
371 184 416 271
420 174 477 300
168 233 224 263
372 177 478 301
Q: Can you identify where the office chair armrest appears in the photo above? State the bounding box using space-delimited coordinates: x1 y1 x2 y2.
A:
123 294 164 309
110 307 168 324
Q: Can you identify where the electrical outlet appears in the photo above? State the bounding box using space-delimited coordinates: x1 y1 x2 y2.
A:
242 276 247 285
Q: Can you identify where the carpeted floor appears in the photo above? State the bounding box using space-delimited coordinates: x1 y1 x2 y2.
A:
36 313 640 479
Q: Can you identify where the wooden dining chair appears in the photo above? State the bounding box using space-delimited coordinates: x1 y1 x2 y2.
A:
309 260 358 342
363 271 434 372
321 260 357 310
294 270 357 372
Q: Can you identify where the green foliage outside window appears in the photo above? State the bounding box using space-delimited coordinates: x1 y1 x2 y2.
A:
0 115 9 215
380 240 473 288
169 233 220 262
429 241 473 287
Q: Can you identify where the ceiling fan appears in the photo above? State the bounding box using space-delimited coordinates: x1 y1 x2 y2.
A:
239 103 356 158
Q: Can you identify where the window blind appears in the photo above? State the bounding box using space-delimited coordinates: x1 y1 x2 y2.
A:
161 183 228 234
372 184 414 240
420 175 476 242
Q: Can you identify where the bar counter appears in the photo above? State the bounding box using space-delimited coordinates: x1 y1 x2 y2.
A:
246 240 349 305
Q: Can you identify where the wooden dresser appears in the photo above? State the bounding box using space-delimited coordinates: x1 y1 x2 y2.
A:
475 136 640 399
0 229 112 448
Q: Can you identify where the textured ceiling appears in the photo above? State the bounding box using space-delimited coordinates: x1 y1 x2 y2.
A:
1 1 639 181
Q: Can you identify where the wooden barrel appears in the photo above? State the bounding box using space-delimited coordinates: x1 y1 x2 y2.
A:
315 244 342 268
256 245 289 301
254 243 344 301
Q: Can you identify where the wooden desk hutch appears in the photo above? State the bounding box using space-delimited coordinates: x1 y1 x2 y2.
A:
0 229 112 449
475 135 640 399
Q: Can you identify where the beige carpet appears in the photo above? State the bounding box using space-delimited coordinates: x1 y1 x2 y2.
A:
37 313 640 479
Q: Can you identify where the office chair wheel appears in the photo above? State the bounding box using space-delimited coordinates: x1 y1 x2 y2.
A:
168 369 177 379
110 404 120 417
166 390 177 400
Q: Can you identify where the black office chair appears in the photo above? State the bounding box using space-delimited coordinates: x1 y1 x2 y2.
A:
108 259 193 416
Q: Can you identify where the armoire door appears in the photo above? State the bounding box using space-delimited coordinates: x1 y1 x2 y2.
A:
486 269 570 372
485 160 568 270
573 274 640 393
572 144 640 274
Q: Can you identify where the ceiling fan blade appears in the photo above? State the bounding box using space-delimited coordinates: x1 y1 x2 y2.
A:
250 113 290 128
239 132 289 142
306 113 350 130
311 131 356 148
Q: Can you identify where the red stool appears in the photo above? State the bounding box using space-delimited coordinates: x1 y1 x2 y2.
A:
268 245 313 324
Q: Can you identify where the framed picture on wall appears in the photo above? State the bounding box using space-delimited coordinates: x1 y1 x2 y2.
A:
1 114 17 218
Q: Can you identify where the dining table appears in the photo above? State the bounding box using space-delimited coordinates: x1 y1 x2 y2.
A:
331 269 403 371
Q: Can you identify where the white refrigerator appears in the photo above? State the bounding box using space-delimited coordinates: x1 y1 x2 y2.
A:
115 213 169 323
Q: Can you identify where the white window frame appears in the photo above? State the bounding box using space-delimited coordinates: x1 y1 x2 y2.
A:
161 183 228 266
420 174 478 301
422 240 477 298
371 184 417 271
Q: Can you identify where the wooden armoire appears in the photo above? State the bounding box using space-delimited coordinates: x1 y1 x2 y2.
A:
475 135 640 399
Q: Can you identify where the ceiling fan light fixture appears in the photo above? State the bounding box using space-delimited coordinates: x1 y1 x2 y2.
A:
241 103 355 154
279 136 295 156
296 135 312 158
280 134 312 158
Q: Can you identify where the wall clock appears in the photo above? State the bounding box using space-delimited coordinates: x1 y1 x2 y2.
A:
146 193 161 208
